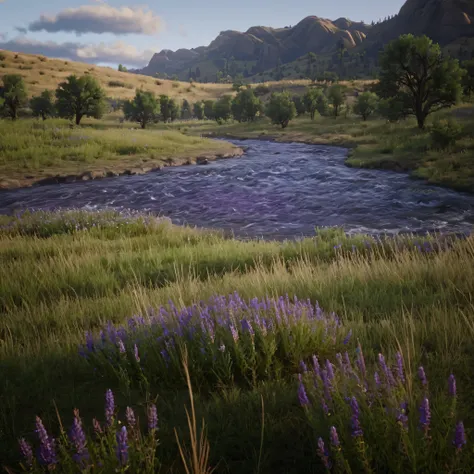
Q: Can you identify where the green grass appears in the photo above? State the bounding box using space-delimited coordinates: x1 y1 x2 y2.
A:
0 119 240 187
1 210 474 472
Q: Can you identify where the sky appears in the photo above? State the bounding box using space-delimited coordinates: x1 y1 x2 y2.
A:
0 0 407 68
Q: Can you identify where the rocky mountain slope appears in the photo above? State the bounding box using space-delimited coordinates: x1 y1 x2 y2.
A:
136 0 474 80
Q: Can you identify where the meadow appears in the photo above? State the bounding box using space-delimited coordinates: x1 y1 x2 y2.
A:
1 209 474 472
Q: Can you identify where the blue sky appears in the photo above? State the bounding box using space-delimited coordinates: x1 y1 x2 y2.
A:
0 0 406 68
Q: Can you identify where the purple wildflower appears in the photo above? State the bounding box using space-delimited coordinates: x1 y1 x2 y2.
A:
343 352 352 372
418 367 428 387
35 416 56 466
134 344 140 363
298 377 310 406
317 437 331 469
395 352 405 384
312 355 321 378
241 319 254 336
125 407 136 428
356 344 366 379
321 398 329 416
105 389 115 426
18 438 33 466
419 398 431 434
229 324 239 343
321 369 333 401
350 397 363 438
396 402 409 431
85 332 94 352
343 329 352 345
69 410 89 465
374 371 381 388
116 426 128 466
148 404 158 431
326 360 335 381
329 426 340 447
378 353 395 386
300 360 308 373
117 339 126 354
448 374 457 398
453 422 466 451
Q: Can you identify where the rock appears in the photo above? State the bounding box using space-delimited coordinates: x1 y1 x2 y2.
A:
106 170 118 177
90 171 106 179
80 172 92 181
196 156 209 165
64 175 77 183
0 179 21 189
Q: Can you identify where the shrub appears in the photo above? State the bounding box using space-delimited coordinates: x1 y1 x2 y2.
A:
430 119 462 150
353 91 379 120
0 53 6 61
39 71 45 75
172 82 180 89
155 80 162 86
254 84 270 97
265 91 296 128
108 80 127 88
123 89 160 129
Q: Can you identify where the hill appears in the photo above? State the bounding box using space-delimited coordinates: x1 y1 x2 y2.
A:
136 0 474 82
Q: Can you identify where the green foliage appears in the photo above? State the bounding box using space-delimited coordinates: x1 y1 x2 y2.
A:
378 97 408 122
292 95 306 116
181 98 192 119
117 64 128 72
213 95 233 122
430 118 462 150
30 90 55 121
231 88 262 122
303 88 325 120
203 99 215 120
461 60 474 98
123 89 160 129
265 91 296 129
327 84 345 117
193 101 205 120
254 84 270 97
0 74 28 120
353 92 379 120
55 75 106 125
377 34 464 129
107 80 132 89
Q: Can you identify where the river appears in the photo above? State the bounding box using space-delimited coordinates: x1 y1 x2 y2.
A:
1 139 473 239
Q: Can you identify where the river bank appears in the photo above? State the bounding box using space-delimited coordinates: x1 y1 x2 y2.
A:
0 119 243 189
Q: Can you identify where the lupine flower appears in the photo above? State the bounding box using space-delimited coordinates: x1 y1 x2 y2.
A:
148 404 158 430
105 389 115 426
350 397 363 437
116 426 128 466
321 398 329 416
18 438 33 466
317 437 331 469
396 402 409 431
374 371 381 388
117 340 126 354
418 367 428 386
326 360 335 381
395 352 405 383
35 416 56 466
419 398 431 434
453 422 466 450
448 374 457 398
69 410 89 465
298 377 310 406
300 360 308 373
329 426 340 447
356 344 366 379
241 319 254 336
343 329 352 345
336 353 344 372
134 344 140 363
378 353 395 386
343 352 352 372
321 370 333 401
312 355 321 378
125 407 136 428
229 324 239 343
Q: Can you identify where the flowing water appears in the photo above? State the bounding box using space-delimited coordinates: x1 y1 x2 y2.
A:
1 139 474 239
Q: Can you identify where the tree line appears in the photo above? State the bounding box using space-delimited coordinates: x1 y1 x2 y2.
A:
1 35 474 131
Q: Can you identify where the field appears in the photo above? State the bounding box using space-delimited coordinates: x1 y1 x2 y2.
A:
0 210 474 472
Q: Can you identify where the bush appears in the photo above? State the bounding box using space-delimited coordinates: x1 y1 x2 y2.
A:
254 84 270 97
107 80 132 88
430 119 462 150
265 91 296 128
353 92 379 120
0 53 6 61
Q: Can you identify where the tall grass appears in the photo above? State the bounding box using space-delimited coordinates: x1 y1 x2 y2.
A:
1 210 474 472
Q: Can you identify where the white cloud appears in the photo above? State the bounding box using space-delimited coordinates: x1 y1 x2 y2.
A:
0 37 154 67
28 5 162 36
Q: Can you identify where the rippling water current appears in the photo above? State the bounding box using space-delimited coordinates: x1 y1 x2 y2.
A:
1 139 474 239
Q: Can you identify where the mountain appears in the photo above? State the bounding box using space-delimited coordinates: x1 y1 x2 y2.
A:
137 16 369 80
136 0 474 81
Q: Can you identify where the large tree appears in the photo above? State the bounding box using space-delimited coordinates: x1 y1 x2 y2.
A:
327 84 345 117
0 74 28 120
30 90 55 120
304 87 325 120
213 95 233 122
123 89 160 129
265 91 296 129
56 75 106 125
377 34 464 129
462 60 474 98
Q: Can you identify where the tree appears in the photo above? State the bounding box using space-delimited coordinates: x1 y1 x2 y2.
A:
213 95 233 122
377 34 464 129
193 102 204 120
265 91 296 129
123 89 160 129
316 93 329 117
303 88 325 120
169 98 180 122
30 90 55 120
292 95 306 116
328 84 345 117
56 75 106 125
181 99 192 119
203 100 215 120
160 94 171 122
0 74 28 119
462 60 474 98
231 88 262 122
353 91 379 120
118 64 128 72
